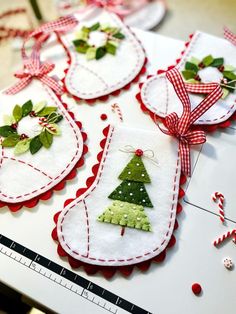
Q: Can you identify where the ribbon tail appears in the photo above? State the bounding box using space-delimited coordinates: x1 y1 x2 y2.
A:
4 77 32 95
179 142 191 177
40 76 63 95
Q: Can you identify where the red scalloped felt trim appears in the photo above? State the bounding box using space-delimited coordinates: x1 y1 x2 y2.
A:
56 25 148 104
136 32 236 133
52 125 186 279
0 94 88 212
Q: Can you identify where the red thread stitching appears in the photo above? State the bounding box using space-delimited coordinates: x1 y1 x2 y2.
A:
0 85 83 201
58 127 181 263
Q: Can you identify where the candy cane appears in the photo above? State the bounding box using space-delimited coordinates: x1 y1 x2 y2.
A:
213 229 236 247
111 103 123 122
212 192 225 223
38 117 56 132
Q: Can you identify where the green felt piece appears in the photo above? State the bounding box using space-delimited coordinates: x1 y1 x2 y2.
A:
222 88 229 99
33 101 46 113
96 47 106 60
75 30 89 41
106 42 117 55
22 100 33 117
108 40 119 48
211 57 224 67
223 71 236 81
13 105 22 122
89 22 100 31
190 57 201 66
119 155 151 183
113 32 125 39
2 134 20 147
47 113 63 124
0 125 17 137
30 136 42 154
14 139 31 155
86 47 96 60
202 55 214 66
185 61 198 73
108 180 153 207
3 114 15 125
186 79 199 84
97 200 152 232
37 107 57 117
224 65 235 71
182 70 196 80
39 130 53 148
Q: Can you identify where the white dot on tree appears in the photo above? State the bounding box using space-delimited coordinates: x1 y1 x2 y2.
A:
143 200 146 202
140 188 143 191
124 214 128 218
137 217 141 221
130 193 133 196
128 171 131 174
136 163 140 166
128 183 131 186
119 191 122 194
141 174 145 177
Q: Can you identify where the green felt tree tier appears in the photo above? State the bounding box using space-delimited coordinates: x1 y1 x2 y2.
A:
108 180 153 208
118 155 151 183
97 200 152 232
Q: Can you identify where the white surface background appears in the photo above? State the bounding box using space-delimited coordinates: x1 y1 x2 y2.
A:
0 29 235 314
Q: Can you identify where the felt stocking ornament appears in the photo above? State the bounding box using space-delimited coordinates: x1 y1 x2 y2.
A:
138 31 236 130
58 6 146 102
52 69 222 277
0 17 87 212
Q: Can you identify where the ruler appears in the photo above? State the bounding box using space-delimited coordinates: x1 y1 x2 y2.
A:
0 234 152 314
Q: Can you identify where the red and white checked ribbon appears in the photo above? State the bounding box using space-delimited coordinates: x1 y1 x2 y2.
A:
224 27 236 46
4 15 78 96
157 68 223 177
212 192 225 223
213 229 236 247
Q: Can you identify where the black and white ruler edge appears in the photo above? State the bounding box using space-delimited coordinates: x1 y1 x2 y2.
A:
0 234 152 314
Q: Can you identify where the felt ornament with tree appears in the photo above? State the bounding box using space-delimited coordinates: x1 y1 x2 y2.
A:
98 148 153 235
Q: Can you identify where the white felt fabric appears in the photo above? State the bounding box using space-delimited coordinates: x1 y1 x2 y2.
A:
141 31 236 125
61 7 146 99
0 80 83 203
57 125 181 266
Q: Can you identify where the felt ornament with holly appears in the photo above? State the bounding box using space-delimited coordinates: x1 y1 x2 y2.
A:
138 31 236 128
59 7 146 102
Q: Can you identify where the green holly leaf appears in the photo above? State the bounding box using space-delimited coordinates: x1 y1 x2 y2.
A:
185 61 198 73
2 134 20 147
73 39 90 53
22 100 33 117
13 105 22 122
39 130 53 148
96 47 106 60
108 40 119 48
190 57 201 66
202 55 214 66
86 47 97 60
75 30 89 41
89 22 100 31
0 125 17 137
223 71 236 81
222 88 229 99
81 26 90 34
46 124 61 135
37 107 57 117
14 138 31 155
30 136 43 154
211 58 224 67
3 115 15 125
186 79 199 83
112 32 125 39
224 65 235 71
33 101 46 113
182 70 196 80
106 42 117 55
47 113 63 123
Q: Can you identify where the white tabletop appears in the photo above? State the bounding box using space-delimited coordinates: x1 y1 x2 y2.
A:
0 29 235 314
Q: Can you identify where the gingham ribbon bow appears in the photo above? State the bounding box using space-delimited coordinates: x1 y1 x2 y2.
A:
224 27 236 46
158 68 223 176
5 15 78 95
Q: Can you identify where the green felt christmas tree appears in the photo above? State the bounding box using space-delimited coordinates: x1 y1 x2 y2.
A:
98 149 153 235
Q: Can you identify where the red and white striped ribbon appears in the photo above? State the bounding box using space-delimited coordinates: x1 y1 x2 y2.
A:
111 103 123 121
38 117 56 132
213 229 236 247
212 192 225 223
4 15 78 96
157 68 223 177
224 27 236 46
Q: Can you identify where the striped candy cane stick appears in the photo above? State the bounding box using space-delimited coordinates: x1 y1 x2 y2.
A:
38 117 56 132
213 229 236 247
212 192 225 223
111 103 123 122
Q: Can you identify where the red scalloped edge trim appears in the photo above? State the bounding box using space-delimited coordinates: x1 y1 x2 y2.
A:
52 125 186 279
0 95 88 212
136 32 236 133
56 24 148 104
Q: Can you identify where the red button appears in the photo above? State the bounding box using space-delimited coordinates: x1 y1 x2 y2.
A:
192 283 202 295
100 114 107 121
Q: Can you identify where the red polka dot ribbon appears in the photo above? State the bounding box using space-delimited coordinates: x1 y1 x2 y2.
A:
157 68 223 177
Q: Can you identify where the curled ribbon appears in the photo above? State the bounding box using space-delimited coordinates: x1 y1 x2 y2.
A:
5 15 78 95
156 68 223 177
119 145 159 166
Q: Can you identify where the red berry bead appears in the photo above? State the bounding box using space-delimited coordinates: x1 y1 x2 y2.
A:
194 75 201 82
198 62 205 69
135 149 143 157
29 111 36 117
20 134 28 140
11 123 18 129
100 114 107 121
218 65 225 72
192 283 202 295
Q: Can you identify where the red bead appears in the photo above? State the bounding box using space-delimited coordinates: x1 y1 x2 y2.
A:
11 123 18 129
100 114 107 121
198 62 205 69
29 111 36 117
192 283 202 295
20 134 29 140
135 149 143 156
218 65 224 72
